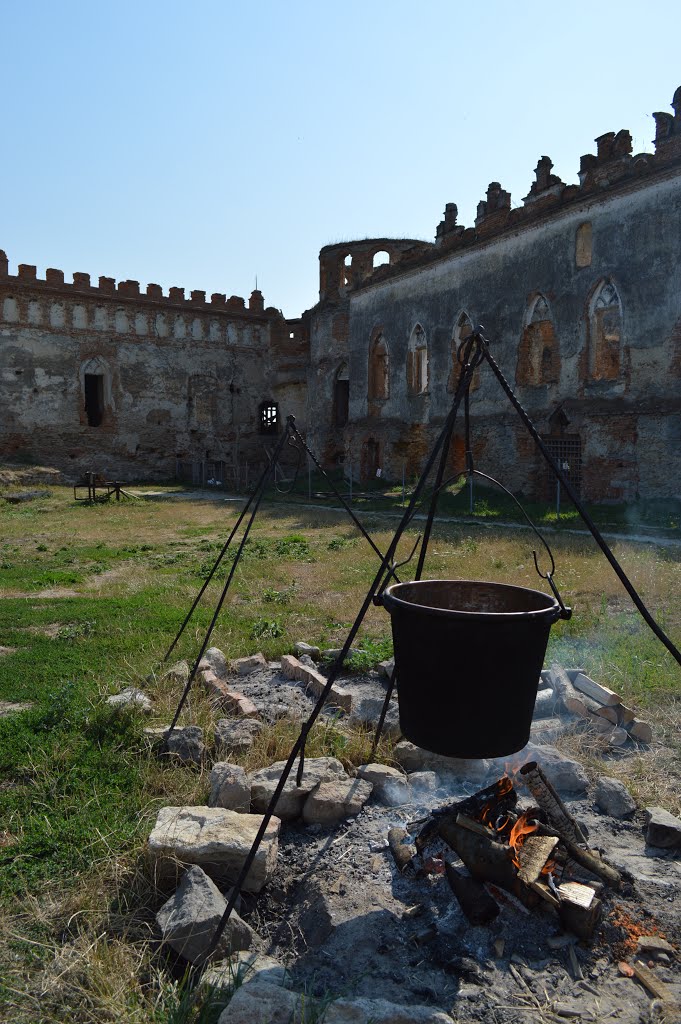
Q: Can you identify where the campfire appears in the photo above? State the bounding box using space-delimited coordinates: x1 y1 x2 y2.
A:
391 760 622 944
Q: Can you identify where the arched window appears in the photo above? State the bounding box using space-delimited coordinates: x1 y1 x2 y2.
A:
372 250 390 269
333 362 350 427
517 294 559 386
589 280 622 380
407 324 428 395
368 334 390 400
448 312 474 392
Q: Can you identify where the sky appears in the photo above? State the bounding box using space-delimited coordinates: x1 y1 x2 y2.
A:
1 1 680 318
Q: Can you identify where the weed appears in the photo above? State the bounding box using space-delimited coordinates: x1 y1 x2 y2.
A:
274 533 313 560
262 586 291 604
250 617 285 640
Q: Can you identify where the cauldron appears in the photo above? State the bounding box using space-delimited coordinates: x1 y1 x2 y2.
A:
381 579 563 759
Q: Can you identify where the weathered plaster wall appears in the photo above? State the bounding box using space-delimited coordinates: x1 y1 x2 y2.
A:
0 264 305 480
306 90 681 502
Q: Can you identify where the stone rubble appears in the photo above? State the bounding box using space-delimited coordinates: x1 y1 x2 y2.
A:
250 756 347 820
106 686 153 712
645 806 681 848
356 763 410 806
147 805 280 891
231 652 267 676
214 716 262 755
209 762 251 812
163 659 190 686
594 776 637 819
156 865 256 965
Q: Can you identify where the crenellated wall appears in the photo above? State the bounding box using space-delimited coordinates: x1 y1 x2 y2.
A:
305 88 681 502
0 260 307 480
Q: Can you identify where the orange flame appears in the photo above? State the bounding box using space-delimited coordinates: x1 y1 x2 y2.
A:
508 811 539 868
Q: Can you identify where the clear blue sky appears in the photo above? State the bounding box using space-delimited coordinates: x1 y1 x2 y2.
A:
1 1 679 318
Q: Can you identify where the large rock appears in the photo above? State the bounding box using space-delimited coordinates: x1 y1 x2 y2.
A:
356 763 410 806
217 980 302 1023
156 865 255 965
166 725 205 764
302 778 373 825
199 647 228 679
645 806 681 849
250 757 347 821
147 806 280 891
214 717 263 756
594 777 636 819
204 951 287 994
105 687 153 713
209 763 251 812
324 997 453 1023
294 641 320 661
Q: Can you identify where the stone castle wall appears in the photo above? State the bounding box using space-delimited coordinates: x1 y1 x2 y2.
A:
0 260 307 480
305 89 681 502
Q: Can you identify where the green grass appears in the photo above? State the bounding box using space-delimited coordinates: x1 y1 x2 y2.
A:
0 484 679 1021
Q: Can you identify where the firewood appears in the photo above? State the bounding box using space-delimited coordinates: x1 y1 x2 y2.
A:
519 761 588 846
418 777 517 852
388 827 416 873
438 818 517 890
596 705 619 724
455 813 497 839
630 960 678 1005
445 860 500 925
558 881 596 908
517 834 559 885
608 727 630 747
559 890 602 942
528 879 560 908
617 704 636 726
629 719 653 743
535 823 622 888
567 943 584 980
572 671 621 707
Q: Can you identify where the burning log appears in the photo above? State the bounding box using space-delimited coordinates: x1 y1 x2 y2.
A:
516 834 559 885
519 761 588 846
416 775 517 852
437 817 518 892
444 860 500 925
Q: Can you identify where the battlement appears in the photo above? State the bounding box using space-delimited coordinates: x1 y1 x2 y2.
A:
343 87 681 296
0 254 272 320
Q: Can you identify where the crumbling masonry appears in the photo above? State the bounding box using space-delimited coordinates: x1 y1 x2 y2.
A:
2 88 681 499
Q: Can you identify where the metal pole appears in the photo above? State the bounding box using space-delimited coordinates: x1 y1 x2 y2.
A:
308 456 312 500
402 462 406 506
556 478 561 520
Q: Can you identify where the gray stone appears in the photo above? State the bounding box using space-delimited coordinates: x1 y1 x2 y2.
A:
302 778 373 825
294 641 320 661
209 763 251 812
407 771 439 796
199 647 228 679
378 658 395 678
322 647 364 661
106 686 153 712
356 763 410 806
164 660 190 686
204 951 287 994
393 741 490 784
515 743 588 794
156 865 255 966
143 725 170 747
232 653 267 676
645 806 681 848
324 997 453 1023
214 717 263 755
298 882 339 946
250 756 347 821
349 696 401 739
594 776 636 818
166 725 205 764
147 805 280 891
216 980 302 1024
3 489 50 503
298 653 316 668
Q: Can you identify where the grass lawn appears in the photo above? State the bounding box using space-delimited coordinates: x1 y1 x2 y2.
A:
0 485 679 1022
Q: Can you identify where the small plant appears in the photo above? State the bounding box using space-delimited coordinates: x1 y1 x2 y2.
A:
36 543 48 552
274 533 313 560
262 586 291 604
251 617 285 640
56 620 95 640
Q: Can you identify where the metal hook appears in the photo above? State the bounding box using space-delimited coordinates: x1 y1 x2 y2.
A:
373 533 422 605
